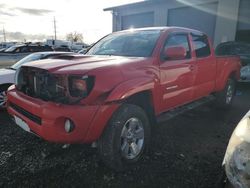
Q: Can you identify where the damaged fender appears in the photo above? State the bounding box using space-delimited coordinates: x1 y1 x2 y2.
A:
105 77 154 103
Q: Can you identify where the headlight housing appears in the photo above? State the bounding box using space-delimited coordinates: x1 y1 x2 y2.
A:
223 111 250 188
68 75 95 98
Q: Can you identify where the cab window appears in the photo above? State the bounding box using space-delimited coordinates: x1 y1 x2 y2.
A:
192 34 211 58
163 34 191 59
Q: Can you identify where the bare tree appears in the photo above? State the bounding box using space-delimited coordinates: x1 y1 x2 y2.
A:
66 31 83 42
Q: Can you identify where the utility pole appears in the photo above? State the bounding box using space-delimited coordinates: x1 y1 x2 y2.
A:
3 26 6 42
53 17 57 41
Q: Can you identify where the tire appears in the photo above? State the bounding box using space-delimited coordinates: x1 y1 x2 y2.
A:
0 85 9 110
98 104 151 171
224 180 234 188
215 78 236 109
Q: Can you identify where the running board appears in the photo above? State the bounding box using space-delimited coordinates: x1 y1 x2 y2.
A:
156 95 215 123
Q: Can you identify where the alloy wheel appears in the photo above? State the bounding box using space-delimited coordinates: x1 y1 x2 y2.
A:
120 117 145 160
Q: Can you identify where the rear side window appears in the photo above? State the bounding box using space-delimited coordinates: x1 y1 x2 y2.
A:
163 34 191 59
192 34 211 58
215 45 231 56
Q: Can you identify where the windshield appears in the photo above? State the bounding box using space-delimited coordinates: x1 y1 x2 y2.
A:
11 53 44 69
4 46 17 52
86 30 161 57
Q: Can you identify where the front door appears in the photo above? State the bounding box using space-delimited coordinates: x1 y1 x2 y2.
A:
159 33 196 113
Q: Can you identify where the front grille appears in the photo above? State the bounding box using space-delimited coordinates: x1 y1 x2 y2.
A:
16 67 68 103
9 102 42 125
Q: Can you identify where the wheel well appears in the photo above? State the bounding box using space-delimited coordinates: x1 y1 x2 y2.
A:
125 91 156 125
229 71 237 81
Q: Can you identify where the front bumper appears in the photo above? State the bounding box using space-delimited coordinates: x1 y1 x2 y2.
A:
7 89 120 144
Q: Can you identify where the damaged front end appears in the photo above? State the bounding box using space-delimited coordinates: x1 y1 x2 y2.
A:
15 67 94 104
223 110 250 188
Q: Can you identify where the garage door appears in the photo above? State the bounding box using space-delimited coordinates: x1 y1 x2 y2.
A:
121 12 154 30
236 0 250 43
167 3 218 39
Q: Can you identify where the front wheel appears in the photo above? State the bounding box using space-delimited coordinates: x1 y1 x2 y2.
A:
98 104 151 170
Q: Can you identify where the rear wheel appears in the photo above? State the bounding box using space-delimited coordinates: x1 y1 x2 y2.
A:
98 104 151 170
215 78 236 109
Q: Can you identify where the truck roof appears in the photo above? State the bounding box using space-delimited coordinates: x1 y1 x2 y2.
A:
115 26 205 36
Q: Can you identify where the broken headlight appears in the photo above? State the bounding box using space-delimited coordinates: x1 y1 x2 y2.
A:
68 75 94 98
223 111 250 188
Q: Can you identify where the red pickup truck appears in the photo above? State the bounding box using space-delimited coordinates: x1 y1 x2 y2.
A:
7 27 241 170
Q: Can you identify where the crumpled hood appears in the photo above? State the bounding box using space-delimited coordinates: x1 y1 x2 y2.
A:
23 55 147 74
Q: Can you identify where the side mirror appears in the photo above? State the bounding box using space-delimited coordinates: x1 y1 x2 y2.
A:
164 46 187 60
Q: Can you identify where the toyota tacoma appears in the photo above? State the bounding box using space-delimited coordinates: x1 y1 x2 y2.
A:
7 27 241 170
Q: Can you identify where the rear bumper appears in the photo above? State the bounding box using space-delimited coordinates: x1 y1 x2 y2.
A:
7 89 120 143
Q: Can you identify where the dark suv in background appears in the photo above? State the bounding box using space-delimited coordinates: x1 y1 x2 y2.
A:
3 44 53 54
0 43 54 66
216 41 250 82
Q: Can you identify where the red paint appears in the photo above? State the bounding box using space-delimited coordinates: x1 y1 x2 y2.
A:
7 27 241 144
165 46 187 60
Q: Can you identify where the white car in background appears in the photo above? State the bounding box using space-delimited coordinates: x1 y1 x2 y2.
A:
223 110 250 188
240 65 250 82
0 51 75 109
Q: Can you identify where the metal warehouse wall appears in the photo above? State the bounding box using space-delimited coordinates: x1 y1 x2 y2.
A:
167 2 218 39
107 0 244 46
238 0 250 30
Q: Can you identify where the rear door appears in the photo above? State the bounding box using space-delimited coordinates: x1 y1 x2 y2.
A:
191 33 216 99
159 33 196 112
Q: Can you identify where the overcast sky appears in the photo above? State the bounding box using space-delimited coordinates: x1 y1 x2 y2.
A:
0 0 142 44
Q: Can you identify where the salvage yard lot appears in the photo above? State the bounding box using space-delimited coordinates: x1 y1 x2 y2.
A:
0 83 249 188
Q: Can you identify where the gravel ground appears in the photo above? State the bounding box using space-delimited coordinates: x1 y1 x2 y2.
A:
0 83 249 188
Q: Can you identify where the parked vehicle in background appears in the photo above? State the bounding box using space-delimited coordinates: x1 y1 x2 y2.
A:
0 48 6 52
223 109 250 188
2 43 53 54
216 41 250 82
0 42 17 49
71 42 89 52
0 51 75 109
0 43 53 66
78 48 88 54
53 45 71 52
240 65 250 82
7 27 241 170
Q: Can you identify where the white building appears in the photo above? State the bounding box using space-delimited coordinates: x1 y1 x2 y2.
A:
104 0 250 46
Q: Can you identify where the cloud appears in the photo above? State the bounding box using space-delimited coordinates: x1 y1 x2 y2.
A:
16 7 53 16
4 31 52 41
0 10 16 17
0 3 53 17
0 3 6 8
0 4 16 17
